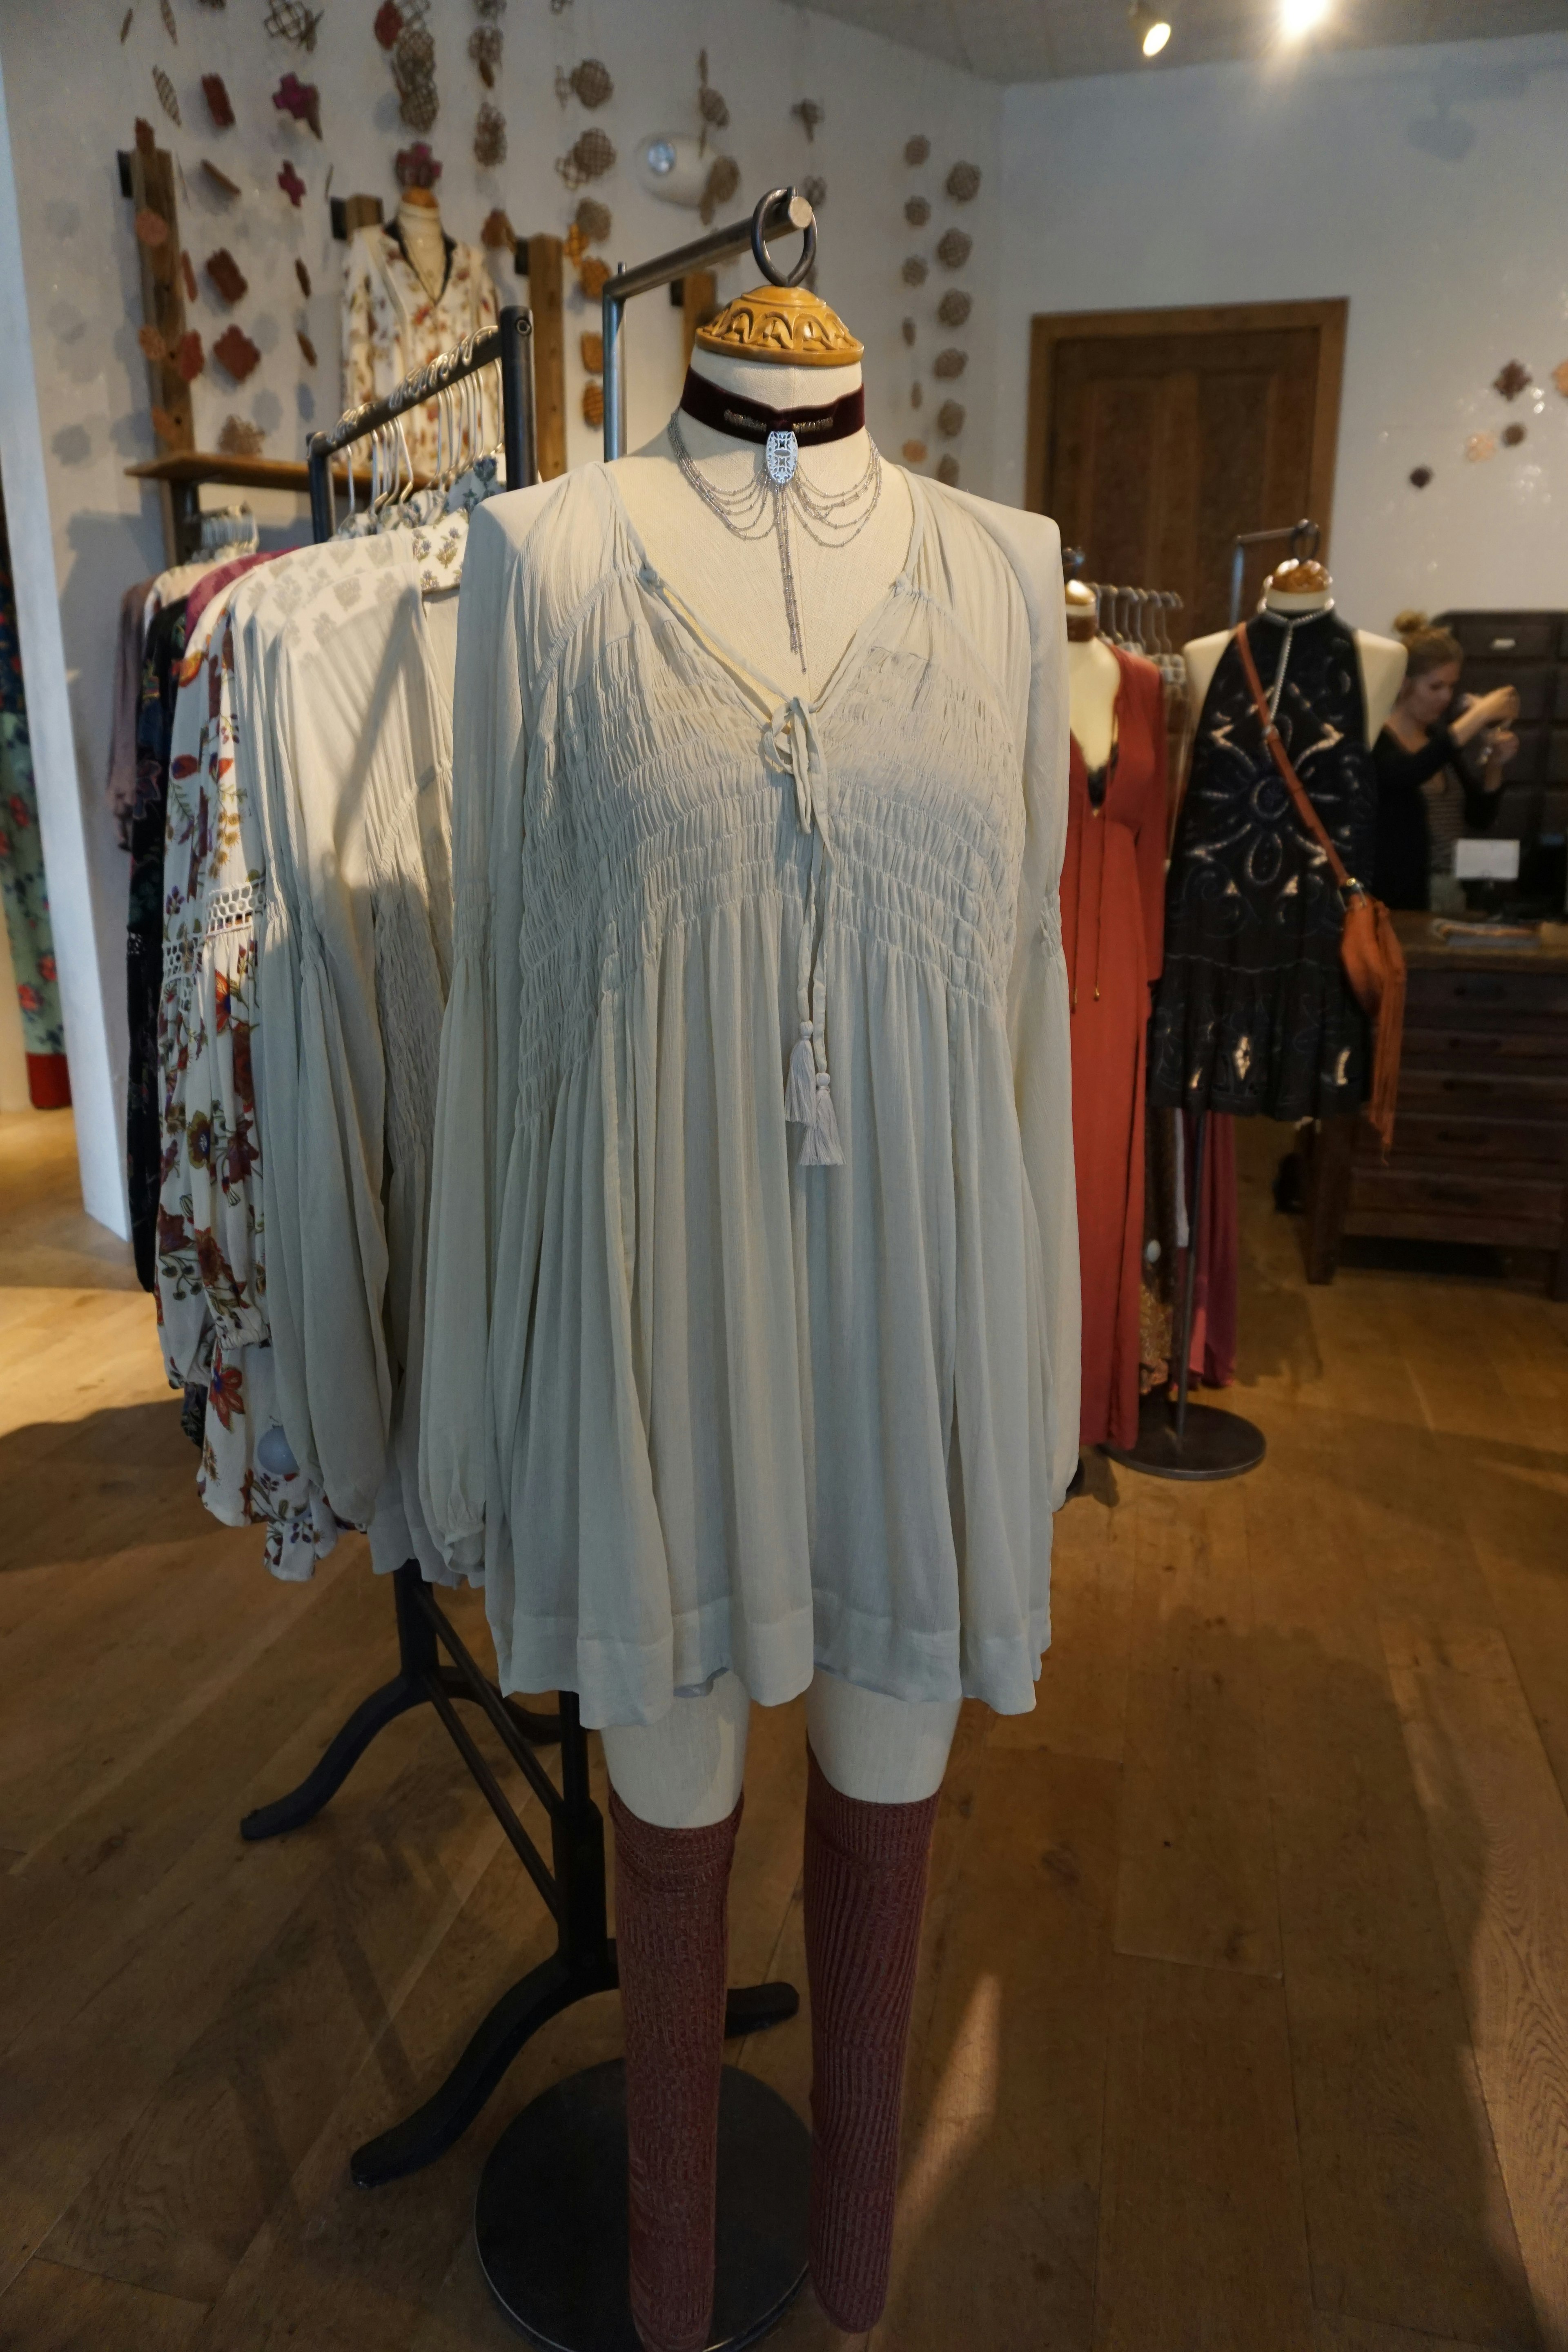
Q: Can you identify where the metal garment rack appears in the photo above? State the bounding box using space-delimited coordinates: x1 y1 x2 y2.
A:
601 185 816 460
1106 522 1323 1485
242 306 796 2203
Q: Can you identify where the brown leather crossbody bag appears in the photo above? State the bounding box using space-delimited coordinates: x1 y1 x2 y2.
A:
1234 625 1405 1155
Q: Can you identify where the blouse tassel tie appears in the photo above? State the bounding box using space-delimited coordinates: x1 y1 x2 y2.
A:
772 697 843 1167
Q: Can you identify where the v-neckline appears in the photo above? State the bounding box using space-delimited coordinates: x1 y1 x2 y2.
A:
1069 641 1127 804
599 460 927 725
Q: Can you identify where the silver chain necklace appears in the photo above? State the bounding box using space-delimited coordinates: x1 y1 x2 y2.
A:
667 409 884 668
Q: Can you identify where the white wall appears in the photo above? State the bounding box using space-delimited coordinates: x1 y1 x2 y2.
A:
996 31 1568 634
0 0 997 1231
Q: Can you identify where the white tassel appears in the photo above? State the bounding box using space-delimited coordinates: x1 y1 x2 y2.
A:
784 1021 817 1125
797 1070 844 1167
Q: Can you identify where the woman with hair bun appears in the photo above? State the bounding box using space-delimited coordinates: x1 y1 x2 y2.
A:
1372 611 1519 909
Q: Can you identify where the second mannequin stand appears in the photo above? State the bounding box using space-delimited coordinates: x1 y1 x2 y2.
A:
1104 1107 1267 1483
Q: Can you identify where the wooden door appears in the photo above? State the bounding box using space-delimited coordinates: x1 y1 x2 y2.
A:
1026 301 1347 637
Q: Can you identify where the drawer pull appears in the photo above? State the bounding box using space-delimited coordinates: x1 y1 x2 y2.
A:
1490 636 1517 650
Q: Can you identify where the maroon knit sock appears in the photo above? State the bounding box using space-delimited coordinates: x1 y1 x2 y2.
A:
611 1784 742 2352
803 1742 940 2333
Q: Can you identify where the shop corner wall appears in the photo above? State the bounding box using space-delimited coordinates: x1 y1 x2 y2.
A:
994 30 1568 633
0 0 998 1236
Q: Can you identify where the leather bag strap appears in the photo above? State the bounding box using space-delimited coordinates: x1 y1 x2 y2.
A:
1232 623 1357 895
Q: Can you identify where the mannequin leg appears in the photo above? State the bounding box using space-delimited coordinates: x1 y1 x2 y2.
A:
602 1675 751 2352
803 1673 959 2331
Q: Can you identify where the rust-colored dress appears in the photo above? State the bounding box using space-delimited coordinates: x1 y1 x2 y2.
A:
1062 647 1168 1450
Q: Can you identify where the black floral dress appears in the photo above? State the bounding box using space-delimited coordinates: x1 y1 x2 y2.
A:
1148 611 1373 1121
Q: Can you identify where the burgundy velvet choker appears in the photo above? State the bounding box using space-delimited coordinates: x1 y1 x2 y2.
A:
678 368 865 448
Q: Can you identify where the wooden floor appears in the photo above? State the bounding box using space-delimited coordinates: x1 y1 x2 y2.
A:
2 1105 1567 2352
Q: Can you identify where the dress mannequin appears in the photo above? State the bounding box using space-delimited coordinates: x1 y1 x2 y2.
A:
600 284 990 2352
1181 560 1407 743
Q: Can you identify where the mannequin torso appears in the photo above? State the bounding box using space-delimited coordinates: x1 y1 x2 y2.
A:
610 352 913 704
1066 632 1121 768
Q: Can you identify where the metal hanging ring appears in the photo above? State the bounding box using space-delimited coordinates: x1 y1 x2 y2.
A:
1290 518 1322 561
751 187 817 288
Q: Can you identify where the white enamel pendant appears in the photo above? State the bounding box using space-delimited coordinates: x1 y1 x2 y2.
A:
765 428 799 485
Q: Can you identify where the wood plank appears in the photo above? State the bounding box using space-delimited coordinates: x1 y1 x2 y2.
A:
45 1735 512 2304
1388 1644 1568 2351
1316 2321 1499 2352
1113 1484 1282 1976
1094 1954 1315 2352
878 1746 1118 2352
0 2258 205 2351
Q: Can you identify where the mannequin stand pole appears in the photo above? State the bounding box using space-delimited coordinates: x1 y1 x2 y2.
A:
1103 1108 1267 1483
241 1562 800 2186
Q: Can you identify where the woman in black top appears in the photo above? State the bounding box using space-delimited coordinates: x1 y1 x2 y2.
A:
1372 612 1519 909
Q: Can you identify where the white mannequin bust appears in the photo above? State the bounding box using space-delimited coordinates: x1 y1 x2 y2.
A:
1064 581 1120 769
609 300 912 704
397 184 447 302
1182 561 1406 744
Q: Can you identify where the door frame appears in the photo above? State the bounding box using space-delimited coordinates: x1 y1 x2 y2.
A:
1024 297 1349 558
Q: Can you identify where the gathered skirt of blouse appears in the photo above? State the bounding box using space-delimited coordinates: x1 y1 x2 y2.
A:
421 466 1079 1728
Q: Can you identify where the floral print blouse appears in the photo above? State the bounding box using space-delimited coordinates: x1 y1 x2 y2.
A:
341 226 499 479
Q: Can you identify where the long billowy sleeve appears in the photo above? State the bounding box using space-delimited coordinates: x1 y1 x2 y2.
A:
419 499 529 1572
968 497 1081 1514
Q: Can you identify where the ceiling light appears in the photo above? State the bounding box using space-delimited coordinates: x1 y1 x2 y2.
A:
1129 2 1172 56
1280 0 1330 36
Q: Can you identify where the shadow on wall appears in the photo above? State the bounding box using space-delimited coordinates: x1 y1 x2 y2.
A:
1407 46 1568 161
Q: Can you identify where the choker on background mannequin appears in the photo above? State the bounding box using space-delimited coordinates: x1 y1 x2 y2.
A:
667 405 883 670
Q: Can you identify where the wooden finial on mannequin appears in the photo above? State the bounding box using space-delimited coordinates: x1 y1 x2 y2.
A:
695 283 864 368
1263 557 1334 614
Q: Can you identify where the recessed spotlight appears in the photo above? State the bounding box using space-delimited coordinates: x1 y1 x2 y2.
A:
1129 2 1172 56
1280 0 1330 36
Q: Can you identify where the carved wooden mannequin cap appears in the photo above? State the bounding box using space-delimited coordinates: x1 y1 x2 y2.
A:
1267 558 1332 595
694 283 864 368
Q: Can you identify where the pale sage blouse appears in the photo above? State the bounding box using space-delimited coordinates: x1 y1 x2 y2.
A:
421 466 1079 1726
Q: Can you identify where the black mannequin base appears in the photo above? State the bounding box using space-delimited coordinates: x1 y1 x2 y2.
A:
1102 1388 1267 1482
476 2060 811 2351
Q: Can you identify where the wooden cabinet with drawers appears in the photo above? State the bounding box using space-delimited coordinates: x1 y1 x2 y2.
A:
1305 914 1568 1296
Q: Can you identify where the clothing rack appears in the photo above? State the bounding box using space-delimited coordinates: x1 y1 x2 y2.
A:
241 311 799 2241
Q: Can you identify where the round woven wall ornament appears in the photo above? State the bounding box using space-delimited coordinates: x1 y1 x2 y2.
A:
935 227 971 270
470 26 502 86
202 73 235 127
910 383 922 409
1503 422 1527 447
557 127 615 186
936 453 959 486
933 347 967 379
152 66 180 125
904 134 929 166
264 0 321 48
578 255 610 298
901 317 916 346
792 98 824 140
205 248 249 305
901 256 928 286
581 330 603 372
902 439 926 463
474 103 506 166
699 155 740 224
801 174 826 208
936 398 964 438
583 381 605 428
945 160 981 202
904 196 929 227
559 57 613 107
575 196 612 242
936 288 971 328
393 28 438 131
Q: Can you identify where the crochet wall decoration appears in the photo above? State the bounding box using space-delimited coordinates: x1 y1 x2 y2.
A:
264 0 321 49
201 160 241 199
213 324 261 383
273 73 323 136
1493 360 1530 401
202 74 235 127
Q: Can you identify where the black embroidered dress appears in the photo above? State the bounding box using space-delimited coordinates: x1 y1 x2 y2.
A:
1149 610 1373 1121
